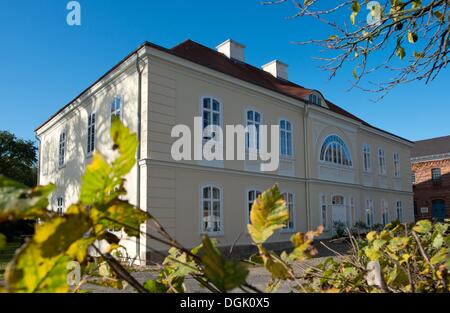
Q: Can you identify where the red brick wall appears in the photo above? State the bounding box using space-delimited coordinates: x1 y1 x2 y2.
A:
412 158 450 220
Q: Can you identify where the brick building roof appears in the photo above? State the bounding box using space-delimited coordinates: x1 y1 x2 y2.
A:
412 135 450 158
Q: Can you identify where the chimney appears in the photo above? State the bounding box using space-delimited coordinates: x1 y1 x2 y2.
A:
262 60 288 80
216 39 245 62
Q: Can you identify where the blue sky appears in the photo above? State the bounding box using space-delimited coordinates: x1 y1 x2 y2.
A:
0 0 448 142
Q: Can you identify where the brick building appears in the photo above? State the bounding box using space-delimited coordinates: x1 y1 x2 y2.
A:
411 136 450 221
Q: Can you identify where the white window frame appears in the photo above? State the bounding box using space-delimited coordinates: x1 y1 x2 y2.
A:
378 148 387 176
245 109 262 152
381 199 389 226
396 200 403 222
279 119 293 157
56 196 64 215
281 191 295 232
201 97 222 143
246 188 262 228
199 184 224 236
87 112 96 157
111 96 122 120
366 199 374 228
319 134 353 167
393 152 401 177
58 131 66 168
363 144 371 172
320 194 328 230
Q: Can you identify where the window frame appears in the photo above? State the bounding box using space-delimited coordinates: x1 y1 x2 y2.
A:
362 143 372 172
280 191 296 232
431 168 441 181
111 95 123 121
199 184 224 236
87 112 96 157
396 200 403 222
378 148 387 176
319 134 353 167
393 152 401 177
366 199 374 228
320 194 328 230
279 119 293 157
245 108 262 152
58 130 66 169
201 97 222 143
56 196 64 215
381 199 389 226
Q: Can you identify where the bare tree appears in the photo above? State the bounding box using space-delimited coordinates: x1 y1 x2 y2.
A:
263 0 450 99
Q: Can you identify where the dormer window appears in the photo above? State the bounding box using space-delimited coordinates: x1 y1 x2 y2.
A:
309 94 322 106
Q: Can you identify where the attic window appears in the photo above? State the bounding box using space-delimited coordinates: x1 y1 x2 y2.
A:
309 94 322 106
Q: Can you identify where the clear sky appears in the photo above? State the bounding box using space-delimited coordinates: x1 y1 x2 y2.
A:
1 0 448 142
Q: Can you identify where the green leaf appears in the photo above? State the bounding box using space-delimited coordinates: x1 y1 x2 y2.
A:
284 226 323 261
413 220 432 234
34 211 91 258
430 248 447 265
110 116 138 178
350 1 360 25
432 234 444 249
247 185 289 244
144 279 167 293
0 176 54 222
200 235 249 292
5 241 71 292
407 31 418 44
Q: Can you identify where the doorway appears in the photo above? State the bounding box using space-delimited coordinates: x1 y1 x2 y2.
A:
432 199 445 221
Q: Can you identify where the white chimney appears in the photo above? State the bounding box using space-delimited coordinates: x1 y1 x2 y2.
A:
262 60 288 80
216 39 245 62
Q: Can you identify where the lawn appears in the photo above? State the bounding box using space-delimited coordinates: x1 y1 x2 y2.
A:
0 242 20 280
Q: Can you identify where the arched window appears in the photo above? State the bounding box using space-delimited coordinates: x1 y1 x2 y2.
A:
280 120 292 156
247 189 262 225
320 135 352 166
309 94 322 106
201 185 223 234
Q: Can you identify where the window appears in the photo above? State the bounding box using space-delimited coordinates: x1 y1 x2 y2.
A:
332 195 344 205
202 98 221 141
432 168 441 181
280 120 292 156
111 96 122 120
247 189 261 225
282 192 294 230
381 199 389 226
393 153 401 177
320 135 353 166
87 112 96 155
396 201 403 222
56 197 64 215
320 195 328 230
201 185 222 234
350 197 356 226
366 199 374 227
363 144 371 172
378 148 386 175
245 110 261 151
58 131 66 168
412 172 416 184
309 94 322 106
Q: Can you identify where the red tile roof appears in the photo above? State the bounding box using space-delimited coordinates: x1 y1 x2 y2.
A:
35 39 412 144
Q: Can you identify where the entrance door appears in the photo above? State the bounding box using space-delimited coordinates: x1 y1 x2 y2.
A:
331 195 347 233
432 199 445 221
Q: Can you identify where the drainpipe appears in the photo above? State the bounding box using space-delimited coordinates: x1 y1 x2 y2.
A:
303 102 311 230
135 52 144 262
